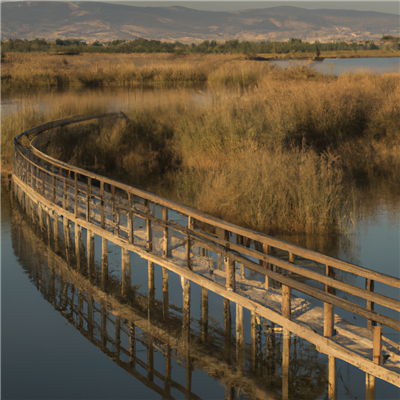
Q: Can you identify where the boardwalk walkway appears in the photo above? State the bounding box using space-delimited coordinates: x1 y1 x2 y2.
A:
12 113 400 395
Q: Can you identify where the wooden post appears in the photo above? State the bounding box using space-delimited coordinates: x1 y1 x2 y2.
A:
122 248 131 297
263 244 271 290
74 172 78 218
111 185 117 235
237 235 245 279
202 287 209 343
100 181 105 229
46 212 51 246
146 200 153 253
251 311 257 372
282 285 291 319
75 224 82 271
289 251 295 264
282 328 290 400
63 176 68 211
163 267 169 323
101 238 108 291
63 217 71 264
373 325 383 365
186 216 193 269
162 208 169 258
52 165 56 204
223 298 231 364
129 323 136 369
366 279 376 330
87 230 95 283
128 193 134 244
236 304 244 370
324 265 335 337
183 279 190 344
53 212 59 253
226 258 236 292
366 373 375 400
86 177 91 222
328 356 336 400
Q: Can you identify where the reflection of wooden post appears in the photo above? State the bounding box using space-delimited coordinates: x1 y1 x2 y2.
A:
324 265 335 337
328 356 336 400
225 386 235 400
129 323 136 369
86 177 91 222
78 291 84 328
373 326 383 365
186 352 192 400
101 300 107 350
236 304 244 370
282 285 291 319
101 238 108 291
122 248 131 297
164 344 171 396
224 298 231 363
100 181 105 229
251 311 256 372
282 328 290 400
87 291 93 339
366 279 376 330
162 208 169 257
87 230 95 283
202 287 208 343
115 316 121 359
163 267 169 323
366 373 375 400
147 335 154 382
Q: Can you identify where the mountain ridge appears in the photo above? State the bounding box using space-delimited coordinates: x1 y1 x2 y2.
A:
2 1 399 43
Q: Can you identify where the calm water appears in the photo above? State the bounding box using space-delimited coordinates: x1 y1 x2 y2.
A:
2 61 400 398
270 57 400 76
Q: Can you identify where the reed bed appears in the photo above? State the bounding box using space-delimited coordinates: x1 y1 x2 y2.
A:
3 60 399 236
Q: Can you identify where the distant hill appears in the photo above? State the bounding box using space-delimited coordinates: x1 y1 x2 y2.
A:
1 1 399 43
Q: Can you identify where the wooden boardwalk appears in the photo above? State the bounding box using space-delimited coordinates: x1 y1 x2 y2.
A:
12 113 400 396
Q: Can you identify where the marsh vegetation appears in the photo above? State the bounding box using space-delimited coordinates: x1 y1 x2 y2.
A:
2 54 399 238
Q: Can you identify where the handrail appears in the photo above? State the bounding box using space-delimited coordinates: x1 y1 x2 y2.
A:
15 114 400 289
12 113 400 387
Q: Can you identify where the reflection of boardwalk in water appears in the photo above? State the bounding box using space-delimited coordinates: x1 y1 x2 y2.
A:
11 113 400 397
11 191 329 400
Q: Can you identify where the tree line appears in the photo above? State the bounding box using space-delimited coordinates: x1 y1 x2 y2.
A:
1 36 394 54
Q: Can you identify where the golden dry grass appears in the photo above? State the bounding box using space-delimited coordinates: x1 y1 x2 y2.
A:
3 55 399 236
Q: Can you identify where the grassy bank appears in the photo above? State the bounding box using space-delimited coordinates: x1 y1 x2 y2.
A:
4 51 396 91
5 65 397 236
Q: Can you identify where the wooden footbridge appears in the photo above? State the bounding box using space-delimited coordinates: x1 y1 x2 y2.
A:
12 113 400 398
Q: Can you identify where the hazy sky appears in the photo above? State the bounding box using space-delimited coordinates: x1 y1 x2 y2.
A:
0 0 400 14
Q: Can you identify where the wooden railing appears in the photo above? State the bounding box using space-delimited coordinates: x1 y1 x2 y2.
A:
13 113 400 389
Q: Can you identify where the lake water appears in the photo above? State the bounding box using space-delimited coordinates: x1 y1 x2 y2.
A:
270 57 400 76
2 59 400 398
